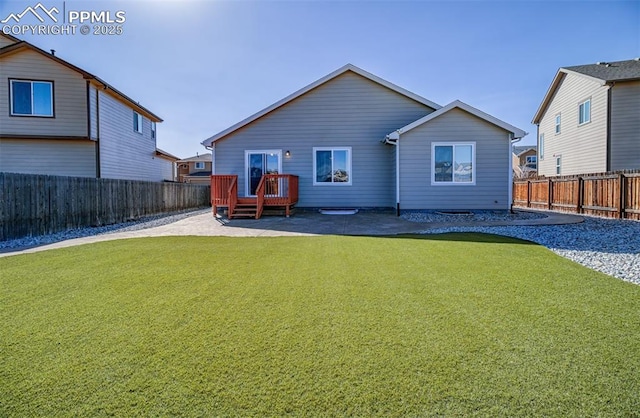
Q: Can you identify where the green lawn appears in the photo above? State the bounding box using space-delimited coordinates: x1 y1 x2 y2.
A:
1 234 639 416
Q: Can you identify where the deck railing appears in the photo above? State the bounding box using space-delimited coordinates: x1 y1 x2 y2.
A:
210 175 237 216
211 174 299 218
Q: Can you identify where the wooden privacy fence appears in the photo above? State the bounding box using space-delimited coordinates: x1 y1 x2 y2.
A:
513 170 640 220
0 172 211 241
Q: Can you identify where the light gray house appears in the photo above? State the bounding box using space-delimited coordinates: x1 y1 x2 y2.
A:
0 33 168 181
202 64 526 216
532 59 640 176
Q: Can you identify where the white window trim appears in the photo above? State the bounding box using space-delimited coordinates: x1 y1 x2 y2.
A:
555 113 561 134
312 147 352 186
194 162 205 170
526 156 537 164
431 142 476 186
578 98 591 125
555 155 562 175
9 79 54 117
244 150 283 197
134 111 143 134
539 133 545 161
151 121 156 139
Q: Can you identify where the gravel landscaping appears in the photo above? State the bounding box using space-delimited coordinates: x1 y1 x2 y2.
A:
0 208 210 252
402 210 547 223
418 216 640 285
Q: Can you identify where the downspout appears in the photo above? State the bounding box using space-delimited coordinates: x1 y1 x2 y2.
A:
384 131 401 216
205 143 215 174
95 85 102 178
509 132 523 212
605 83 613 171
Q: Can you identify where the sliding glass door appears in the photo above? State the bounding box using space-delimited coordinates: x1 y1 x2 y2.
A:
245 150 281 196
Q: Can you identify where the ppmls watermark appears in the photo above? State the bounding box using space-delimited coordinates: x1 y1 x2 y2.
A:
1 2 126 36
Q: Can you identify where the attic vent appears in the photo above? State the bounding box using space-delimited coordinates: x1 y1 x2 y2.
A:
635 58 640 61
596 61 611 67
50 49 55 56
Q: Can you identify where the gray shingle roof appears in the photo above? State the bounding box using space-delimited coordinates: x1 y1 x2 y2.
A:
513 146 536 156
564 59 640 82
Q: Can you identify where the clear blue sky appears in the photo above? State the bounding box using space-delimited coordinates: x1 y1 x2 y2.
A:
2 0 639 158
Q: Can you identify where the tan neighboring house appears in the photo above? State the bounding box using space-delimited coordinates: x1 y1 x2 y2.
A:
176 153 212 184
512 146 537 178
0 33 170 181
532 58 640 176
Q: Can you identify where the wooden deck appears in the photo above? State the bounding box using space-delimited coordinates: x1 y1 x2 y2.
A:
211 174 299 219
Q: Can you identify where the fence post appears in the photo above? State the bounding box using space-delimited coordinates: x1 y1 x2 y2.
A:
577 176 584 214
619 173 625 219
547 178 553 210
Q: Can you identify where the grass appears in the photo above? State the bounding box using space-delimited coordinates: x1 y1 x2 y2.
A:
1 234 639 416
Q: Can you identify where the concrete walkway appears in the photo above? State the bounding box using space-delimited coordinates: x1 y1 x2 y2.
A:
0 209 582 257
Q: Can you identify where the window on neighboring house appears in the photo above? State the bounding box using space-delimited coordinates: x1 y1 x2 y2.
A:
526 155 537 168
539 133 545 160
195 162 205 170
578 99 591 125
556 156 562 175
10 79 53 117
134 112 143 134
555 114 561 134
432 143 475 185
313 147 352 185
151 121 156 140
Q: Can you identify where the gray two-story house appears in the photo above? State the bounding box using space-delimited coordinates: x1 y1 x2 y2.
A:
532 59 640 176
0 33 171 181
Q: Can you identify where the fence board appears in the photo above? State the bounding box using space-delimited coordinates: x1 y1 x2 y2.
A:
0 173 211 241
513 169 640 220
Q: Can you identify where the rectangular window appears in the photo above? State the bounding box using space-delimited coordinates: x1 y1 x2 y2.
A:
151 121 156 139
313 147 352 185
134 112 143 134
526 155 537 165
579 99 591 125
195 162 205 170
539 133 545 160
555 114 561 134
432 142 475 185
555 156 562 175
10 79 53 117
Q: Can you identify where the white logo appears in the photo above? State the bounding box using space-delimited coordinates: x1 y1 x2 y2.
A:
1 2 59 24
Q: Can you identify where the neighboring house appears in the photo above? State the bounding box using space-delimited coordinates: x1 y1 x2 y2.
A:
532 59 640 176
512 146 537 178
155 148 180 181
176 153 212 184
202 64 526 215
0 33 168 181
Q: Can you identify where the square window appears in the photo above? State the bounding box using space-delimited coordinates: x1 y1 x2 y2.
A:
195 162 205 170
313 147 352 185
10 79 53 117
134 112 143 134
432 143 475 185
579 99 591 125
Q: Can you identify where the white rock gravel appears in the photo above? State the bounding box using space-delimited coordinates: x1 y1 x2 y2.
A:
0 208 210 252
415 216 640 285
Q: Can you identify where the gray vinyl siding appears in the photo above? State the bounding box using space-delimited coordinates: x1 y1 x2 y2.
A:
537 73 607 176
214 71 434 207
610 81 640 171
0 49 88 137
98 92 162 181
155 157 175 181
89 85 98 140
0 138 95 177
399 108 510 210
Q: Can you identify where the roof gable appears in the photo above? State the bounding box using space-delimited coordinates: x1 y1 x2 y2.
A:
0 36 162 122
387 100 527 140
201 64 442 146
532 59 640 124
